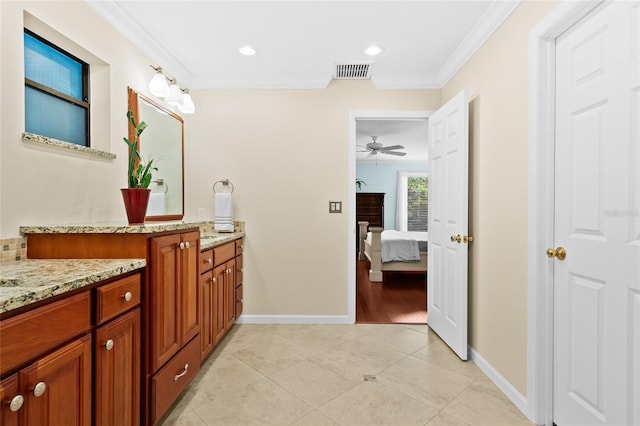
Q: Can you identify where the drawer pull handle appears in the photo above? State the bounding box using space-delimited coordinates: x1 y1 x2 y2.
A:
123 291 132 302
105 339 114 351
33 382 46 398
173 364 189 381
8 395 24 412
206 258 212 264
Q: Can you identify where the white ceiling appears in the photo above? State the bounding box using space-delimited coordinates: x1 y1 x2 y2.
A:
88 0 520 90
88 0 520 163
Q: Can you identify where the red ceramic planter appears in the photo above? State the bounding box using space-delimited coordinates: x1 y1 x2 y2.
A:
121 188 151 224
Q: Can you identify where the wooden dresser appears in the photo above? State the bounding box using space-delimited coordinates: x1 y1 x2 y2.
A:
356 193 385 230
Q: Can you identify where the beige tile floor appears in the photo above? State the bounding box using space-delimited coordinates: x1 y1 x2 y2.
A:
161 324 533 426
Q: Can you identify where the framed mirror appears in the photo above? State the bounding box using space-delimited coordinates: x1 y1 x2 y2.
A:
128 87 184 221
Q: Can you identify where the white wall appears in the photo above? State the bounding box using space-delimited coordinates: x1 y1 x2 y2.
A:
0 0 182 237
184 82 440 316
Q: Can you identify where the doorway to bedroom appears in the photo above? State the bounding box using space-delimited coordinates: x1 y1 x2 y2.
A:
353 114 429 324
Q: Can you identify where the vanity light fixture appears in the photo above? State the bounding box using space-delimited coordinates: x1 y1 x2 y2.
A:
239 45 257 56
149 65 169 98
179 89 195 114
364 45 383 56
166 78 184 107
148 65 195 113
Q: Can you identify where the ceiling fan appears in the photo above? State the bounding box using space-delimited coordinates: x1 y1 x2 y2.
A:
357 136 406 157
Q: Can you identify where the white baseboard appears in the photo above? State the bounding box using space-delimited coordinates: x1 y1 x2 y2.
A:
235 315 351 325
469 346 530 421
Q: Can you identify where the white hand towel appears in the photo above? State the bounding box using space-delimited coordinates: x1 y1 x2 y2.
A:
214 192 234 232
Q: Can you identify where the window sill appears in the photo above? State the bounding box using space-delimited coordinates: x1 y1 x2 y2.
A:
22 132 117 160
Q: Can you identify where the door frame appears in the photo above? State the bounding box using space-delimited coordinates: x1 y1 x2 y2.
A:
527 1 604 424
347 110 431 324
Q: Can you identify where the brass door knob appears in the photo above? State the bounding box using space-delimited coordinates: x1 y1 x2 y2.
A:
463 235 474 243
450 234 462 243
546 246 567 261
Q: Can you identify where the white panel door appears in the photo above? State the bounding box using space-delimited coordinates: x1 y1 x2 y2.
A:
554 2 640 425
427 90 469 360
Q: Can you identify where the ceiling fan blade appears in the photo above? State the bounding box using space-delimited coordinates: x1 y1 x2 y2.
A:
382 150 406 156
382 145 405 151
367 151 376 158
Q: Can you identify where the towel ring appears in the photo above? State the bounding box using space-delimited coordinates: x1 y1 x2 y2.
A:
213 179 234 194
152 179 169 194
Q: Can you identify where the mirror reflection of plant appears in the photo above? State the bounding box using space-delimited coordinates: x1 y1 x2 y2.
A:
356 178 367 190
124 110 157 188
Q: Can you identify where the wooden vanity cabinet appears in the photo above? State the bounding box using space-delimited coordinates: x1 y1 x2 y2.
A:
200 239 244 360
149 232 199 371
0 336 92 426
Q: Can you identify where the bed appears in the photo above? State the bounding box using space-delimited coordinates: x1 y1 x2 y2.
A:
358 221 428 282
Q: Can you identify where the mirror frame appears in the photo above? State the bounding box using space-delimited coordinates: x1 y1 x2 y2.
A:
127 87 185 221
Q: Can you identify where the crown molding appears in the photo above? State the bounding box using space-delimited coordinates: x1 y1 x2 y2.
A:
85 0 193 86
437 0 522 87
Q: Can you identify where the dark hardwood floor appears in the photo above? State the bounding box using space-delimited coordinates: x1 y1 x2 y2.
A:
356 260 427 324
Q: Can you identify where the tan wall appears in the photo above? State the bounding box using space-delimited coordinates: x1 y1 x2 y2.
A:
0 0 168 237
185 82 440 315
442 0 558 395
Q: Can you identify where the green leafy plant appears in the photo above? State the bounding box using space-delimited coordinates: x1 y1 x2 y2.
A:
124 110 157 188
356 178 367 190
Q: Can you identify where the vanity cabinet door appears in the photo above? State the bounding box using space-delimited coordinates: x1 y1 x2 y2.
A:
21 334 92 426
199 270 214 361
94 308 141 426
150 234 182 371
180 231 200 345
224 260 236 331
212 264 227 345
0 374 20 426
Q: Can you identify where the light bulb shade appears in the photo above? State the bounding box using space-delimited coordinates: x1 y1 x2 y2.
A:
166 83 184 106
178 93 195 114
149 73 169 98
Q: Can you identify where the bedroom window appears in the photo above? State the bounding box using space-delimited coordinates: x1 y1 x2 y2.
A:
24 29 90 147
396 171 428 232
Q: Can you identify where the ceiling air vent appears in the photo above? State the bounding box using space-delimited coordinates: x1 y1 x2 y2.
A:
333 62 373 80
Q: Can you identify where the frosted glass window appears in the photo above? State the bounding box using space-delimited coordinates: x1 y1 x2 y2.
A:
24 30 89 146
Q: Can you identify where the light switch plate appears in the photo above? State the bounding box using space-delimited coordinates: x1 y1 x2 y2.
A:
329 201 342 213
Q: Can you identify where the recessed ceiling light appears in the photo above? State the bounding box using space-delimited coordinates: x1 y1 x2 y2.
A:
364 45 383 56
239 45 257 56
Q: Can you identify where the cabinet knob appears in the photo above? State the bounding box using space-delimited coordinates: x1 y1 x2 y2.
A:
122 291 132 302
206 258 212 264
105 339 114 351
185 241 191 249
179 242 185 250
240 268 244 272
210 277 215 283
8 395 24 412
173 364 189 381
32 382 46 398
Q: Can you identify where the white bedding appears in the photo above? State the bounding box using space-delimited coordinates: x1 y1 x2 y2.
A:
367 230 429 263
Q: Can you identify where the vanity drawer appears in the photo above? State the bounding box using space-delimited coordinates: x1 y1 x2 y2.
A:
95 274 141 325
200 249 214 273
235 238 244 255
213 242 235 266
0 292 91 375
151 335 200 424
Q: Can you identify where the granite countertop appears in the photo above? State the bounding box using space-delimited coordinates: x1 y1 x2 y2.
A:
200 231 245 251
20 221 201 234
0 258 145 314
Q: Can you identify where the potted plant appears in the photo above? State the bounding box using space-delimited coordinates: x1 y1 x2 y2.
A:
356 178 367 191
121 110 157 224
